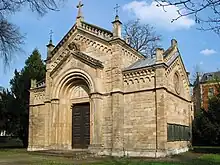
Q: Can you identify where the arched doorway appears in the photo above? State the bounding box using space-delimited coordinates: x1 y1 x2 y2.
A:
72 102 90 149
71 83 90 149
52 69 101 150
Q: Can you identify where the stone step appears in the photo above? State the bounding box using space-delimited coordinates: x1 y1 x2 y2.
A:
31 150 99 160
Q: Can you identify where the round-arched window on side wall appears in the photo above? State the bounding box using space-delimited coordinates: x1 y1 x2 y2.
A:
174 72 180 94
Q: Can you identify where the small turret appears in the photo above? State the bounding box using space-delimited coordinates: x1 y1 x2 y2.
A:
112 4 122 39
171 39 178 47
76 0 84 26
46 30 55 60
155 48 164 64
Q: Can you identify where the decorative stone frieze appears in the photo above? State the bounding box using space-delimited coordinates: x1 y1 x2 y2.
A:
75 34 112 54
30 87 46 105
36 80 46 88
123 69 155 86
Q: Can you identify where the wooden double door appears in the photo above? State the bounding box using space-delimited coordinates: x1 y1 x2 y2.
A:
72 103 90 149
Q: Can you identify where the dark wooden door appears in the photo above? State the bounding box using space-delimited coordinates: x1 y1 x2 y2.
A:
72 103 90 149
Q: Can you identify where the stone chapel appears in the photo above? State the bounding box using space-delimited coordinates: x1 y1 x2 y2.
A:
28 1 193 157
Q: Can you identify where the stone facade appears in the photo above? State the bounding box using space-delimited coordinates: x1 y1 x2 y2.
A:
28 3 193 157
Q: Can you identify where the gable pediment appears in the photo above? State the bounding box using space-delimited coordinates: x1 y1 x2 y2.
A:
72 51 104 69
48 21 114 60
50 49 104 76
166 54 190 89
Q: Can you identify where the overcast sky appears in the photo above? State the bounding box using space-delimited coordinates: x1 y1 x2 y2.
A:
0 0 220 88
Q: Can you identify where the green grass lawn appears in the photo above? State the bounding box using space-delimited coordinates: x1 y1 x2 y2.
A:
0 149 220 165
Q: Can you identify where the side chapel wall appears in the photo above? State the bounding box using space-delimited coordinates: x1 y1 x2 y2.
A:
29 87 47 150
165 57 192 152
123 68 156 152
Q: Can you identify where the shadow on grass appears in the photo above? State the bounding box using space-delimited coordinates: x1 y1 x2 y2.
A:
1 148 220 165
193 146 220 154
95 152 220 165
0 136 24 149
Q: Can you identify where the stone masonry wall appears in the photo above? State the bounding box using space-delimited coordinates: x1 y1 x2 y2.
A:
166 92 191 151
124 91 156 151
29 104 46 150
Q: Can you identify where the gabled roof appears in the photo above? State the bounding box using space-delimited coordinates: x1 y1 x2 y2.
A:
49 21 114 60
125 57 156 70
50 51 104 76
200 71 220 83
81 21 113 39
50 23 77 57
72 51 104 69
125 47 180 71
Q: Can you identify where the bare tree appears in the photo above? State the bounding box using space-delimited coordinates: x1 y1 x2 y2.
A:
0 0 63 66
0 16 24 65
155 0 220 35
123 19 161 57
190 64 203 85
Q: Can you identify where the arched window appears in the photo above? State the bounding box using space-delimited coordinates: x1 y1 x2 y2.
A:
174 72 180 94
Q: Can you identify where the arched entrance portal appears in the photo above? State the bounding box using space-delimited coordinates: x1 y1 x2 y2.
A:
57 72 93 150
71 82 90 149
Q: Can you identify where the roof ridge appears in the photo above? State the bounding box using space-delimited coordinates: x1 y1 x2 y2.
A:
81 21 113 35
73 51 104 69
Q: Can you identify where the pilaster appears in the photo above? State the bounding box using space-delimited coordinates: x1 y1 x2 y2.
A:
110 43 124 153
155 67 167 154
45 63 52 148
28 106 34 150
50 99 60 149
89 93 103 152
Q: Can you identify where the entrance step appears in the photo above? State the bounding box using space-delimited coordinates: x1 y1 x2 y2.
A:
32 150 102 160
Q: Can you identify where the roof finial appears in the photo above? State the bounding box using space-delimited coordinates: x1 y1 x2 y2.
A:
50 30 53 43
49 30 53 44
112 4 122 38
77 0 84 20
114 4 120 20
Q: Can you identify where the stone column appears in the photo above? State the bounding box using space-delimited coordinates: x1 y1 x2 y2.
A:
89 93 103 153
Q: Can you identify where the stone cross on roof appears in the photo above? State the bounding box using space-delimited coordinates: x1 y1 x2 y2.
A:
49 30 53 41
48 30 54 45
114 4 120 16
77 0 84 19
